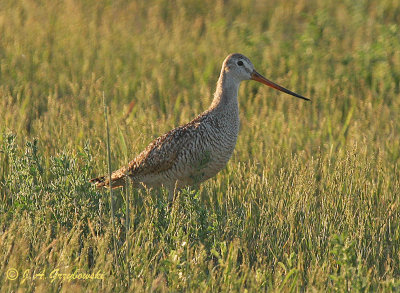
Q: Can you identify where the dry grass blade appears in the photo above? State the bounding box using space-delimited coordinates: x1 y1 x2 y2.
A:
103 92 118 269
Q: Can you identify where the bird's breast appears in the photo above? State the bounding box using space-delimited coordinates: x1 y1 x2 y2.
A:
180 113 239 184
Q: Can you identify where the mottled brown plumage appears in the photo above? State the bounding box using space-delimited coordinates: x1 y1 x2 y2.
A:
90 53 309 199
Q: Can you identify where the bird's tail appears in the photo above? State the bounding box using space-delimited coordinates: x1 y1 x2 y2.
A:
89 169 127 189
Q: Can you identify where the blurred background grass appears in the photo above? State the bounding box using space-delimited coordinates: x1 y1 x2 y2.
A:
0 0 399 291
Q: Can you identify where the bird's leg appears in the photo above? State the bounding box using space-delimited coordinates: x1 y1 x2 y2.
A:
168 187 175 202
166 187 176 211
168 181 180 202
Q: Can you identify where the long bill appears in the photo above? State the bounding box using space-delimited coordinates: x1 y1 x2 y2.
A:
251 70 310 101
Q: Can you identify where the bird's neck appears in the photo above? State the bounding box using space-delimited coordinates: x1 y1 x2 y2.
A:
210 71 240 112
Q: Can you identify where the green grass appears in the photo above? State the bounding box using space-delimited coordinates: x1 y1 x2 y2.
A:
1 0 400 291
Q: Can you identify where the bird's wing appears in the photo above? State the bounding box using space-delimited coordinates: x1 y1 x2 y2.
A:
89 114 208 189
126 118 203 178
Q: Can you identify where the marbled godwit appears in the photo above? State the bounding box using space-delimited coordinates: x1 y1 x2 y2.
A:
90 53 310 200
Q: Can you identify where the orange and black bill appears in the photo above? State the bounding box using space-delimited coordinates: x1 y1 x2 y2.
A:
251 70 310 101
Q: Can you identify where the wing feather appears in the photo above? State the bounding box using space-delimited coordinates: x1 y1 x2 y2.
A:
127 116 204 178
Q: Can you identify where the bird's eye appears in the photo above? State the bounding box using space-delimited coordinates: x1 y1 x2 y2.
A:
237 61 243 66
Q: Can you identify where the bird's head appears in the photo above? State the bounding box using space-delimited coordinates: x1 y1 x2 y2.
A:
222 53 310 101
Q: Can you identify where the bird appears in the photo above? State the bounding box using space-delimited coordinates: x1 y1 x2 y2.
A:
90 53 310 200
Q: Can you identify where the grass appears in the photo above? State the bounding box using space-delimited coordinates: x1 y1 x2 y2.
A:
1 0 400 291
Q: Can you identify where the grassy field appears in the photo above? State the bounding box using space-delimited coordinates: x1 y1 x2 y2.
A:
1 0 400 291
